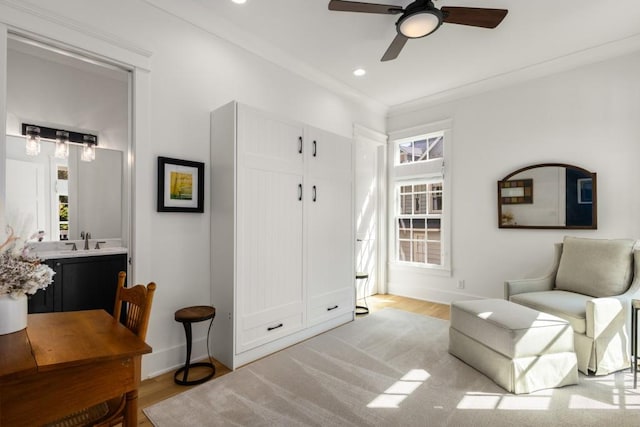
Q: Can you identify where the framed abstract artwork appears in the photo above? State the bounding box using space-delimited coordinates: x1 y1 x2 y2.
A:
157 156 204 213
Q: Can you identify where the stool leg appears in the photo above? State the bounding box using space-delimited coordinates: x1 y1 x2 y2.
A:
182 322 193 383
633 307 637 389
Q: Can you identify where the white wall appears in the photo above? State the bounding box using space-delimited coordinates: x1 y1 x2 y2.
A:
386 51 640 304
1 0 385 378
6 47 129 150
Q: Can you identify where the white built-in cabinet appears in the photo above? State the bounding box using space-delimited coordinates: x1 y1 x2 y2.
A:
210 101 354 369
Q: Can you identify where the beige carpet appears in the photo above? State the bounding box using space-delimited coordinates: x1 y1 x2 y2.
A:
144 308 640 426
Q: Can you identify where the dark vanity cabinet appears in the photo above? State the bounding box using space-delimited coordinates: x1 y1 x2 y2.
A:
28 254 127 314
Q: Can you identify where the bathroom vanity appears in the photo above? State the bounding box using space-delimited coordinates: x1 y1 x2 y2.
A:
28 247 127 314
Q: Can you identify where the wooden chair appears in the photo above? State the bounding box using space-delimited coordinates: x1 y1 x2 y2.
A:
46 272 156 427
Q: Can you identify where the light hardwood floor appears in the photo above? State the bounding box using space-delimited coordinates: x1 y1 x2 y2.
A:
136 294 450 426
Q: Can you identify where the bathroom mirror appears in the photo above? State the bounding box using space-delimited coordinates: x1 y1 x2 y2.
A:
498 163 597 229
5 134 123 241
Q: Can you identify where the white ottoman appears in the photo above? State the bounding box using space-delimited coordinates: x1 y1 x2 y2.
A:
449 299 578 394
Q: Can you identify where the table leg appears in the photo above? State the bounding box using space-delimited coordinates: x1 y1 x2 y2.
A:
124 389 138 427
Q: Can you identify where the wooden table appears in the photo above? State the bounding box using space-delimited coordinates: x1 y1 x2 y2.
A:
0 309 152 426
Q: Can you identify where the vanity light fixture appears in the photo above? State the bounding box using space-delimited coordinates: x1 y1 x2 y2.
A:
21 123 98 161
25 125 41 156
231 0 247 4
81 135 97 162
54 130 70 159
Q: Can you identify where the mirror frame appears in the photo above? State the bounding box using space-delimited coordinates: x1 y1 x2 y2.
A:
497 163 597 229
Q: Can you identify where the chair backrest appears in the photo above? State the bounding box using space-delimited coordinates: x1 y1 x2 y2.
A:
112 271 156 340
555 236 635 297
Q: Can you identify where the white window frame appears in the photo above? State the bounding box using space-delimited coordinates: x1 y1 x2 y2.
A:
395 178 444 267
388 120 452 273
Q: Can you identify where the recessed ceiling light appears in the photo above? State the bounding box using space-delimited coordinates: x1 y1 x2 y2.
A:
232 0 247 4
353 68 366 77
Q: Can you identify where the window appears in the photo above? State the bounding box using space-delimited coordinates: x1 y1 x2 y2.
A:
390 125 450 271
56 166 69 240
396 181 443 265
397 133 443 165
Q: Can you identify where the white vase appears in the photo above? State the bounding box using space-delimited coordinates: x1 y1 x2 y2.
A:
0 294 28 335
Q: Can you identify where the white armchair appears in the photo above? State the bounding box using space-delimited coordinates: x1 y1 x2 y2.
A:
505 236 639 375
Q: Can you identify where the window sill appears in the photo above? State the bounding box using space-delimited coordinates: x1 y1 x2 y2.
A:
390 261 451 277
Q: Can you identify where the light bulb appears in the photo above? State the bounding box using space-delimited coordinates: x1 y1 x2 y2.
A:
25 125 41 156
55 130 69 159
81 135 96 162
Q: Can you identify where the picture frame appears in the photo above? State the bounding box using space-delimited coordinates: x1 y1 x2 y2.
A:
157 156 204 213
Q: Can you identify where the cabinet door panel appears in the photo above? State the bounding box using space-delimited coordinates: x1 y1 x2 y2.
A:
306 176 353 325
306 127 352 180
56 255 126 314
27 260 57 313
236 166 304 352
238 105 304 175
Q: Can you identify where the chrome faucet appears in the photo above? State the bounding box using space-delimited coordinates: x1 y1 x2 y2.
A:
81 231 91 250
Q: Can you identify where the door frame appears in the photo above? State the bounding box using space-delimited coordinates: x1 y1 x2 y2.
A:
353 124 388 295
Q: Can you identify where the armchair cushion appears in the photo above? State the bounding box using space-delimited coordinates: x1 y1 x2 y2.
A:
510 290 590 334
555 236 635 297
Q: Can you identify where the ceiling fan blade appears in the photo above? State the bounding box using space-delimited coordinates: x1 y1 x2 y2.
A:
441 7 508 29
328 0 403 15
381 34 408 62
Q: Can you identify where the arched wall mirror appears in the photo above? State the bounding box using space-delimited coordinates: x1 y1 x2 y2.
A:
497 163 597 229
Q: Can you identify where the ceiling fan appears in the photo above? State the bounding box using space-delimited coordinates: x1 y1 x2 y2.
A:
328 0 508 61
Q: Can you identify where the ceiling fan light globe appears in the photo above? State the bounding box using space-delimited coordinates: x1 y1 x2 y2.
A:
398 11 441 38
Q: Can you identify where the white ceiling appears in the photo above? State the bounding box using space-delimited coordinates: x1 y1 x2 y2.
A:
153 0 640 110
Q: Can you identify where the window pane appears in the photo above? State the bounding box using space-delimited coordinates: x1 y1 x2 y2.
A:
400 195 413 214
415 194 427 214
428 136 443 159
413 139 427 162
400 185 412 194
57 166 69 180
59 203 68 221
427 241 441 264
428 183 442 214
398 142 413 164
413 241 425 263
412 218 425 230
398 240 411 262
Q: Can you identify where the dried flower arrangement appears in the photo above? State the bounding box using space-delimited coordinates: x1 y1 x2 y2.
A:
0 226 55 298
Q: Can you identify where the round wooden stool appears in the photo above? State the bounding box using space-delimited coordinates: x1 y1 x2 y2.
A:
174 305 216 386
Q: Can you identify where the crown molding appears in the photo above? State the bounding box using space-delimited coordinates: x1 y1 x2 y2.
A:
143 0 388 117
388 32 640 118
0 0 152 70
353 123 387 144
